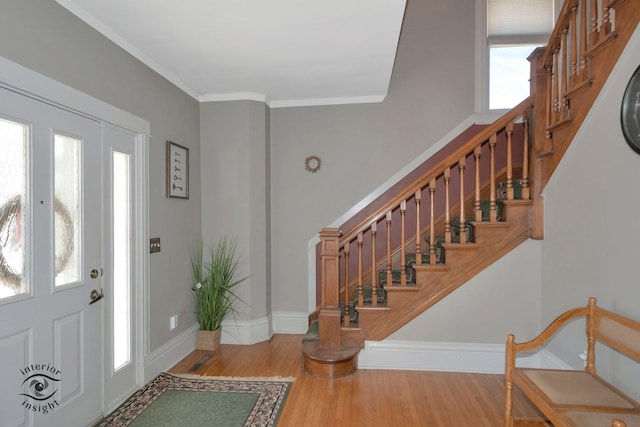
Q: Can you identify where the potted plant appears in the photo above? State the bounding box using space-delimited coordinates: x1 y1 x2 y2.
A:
191 237 248 351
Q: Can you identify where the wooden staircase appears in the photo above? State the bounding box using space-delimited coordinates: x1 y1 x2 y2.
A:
359 200 532 342
303 0 640 378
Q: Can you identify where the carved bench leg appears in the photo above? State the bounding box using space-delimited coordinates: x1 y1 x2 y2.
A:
505 334 515 427
504 380 514 427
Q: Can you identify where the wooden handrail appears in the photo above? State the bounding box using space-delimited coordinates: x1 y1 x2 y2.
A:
338 98 533 247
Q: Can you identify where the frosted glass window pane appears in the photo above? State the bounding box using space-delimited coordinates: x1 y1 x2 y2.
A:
113 151 131 371
0 118 28 299
488 0 553 39
54 134 81 287
490 45 539 109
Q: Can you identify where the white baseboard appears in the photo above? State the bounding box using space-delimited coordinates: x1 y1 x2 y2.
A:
142 330 573 381
143 313 303 370
358 340 572 374
220 316 272 345
537 347 574 370
272 311 309 334
142 316 273 383
143 324 199 383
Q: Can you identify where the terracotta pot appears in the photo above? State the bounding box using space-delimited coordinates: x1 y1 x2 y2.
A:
196 328 221 351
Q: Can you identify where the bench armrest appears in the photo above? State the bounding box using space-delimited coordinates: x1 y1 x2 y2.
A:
505 305 590 374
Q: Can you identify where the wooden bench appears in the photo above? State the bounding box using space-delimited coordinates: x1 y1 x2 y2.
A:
504 297 640 427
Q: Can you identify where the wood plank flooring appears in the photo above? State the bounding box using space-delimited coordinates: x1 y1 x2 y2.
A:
169 334 545 426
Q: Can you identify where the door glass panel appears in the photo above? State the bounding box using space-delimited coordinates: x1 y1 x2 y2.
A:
0 118 28 299
113 151 131 371
54 134 81 287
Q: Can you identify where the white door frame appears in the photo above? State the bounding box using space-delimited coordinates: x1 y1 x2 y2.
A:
0 56 150 417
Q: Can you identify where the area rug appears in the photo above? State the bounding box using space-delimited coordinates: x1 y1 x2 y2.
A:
100 373 294 427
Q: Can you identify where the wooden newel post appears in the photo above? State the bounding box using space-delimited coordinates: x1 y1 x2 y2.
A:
318 228 342 350
528 46 551 157
528 46 549 240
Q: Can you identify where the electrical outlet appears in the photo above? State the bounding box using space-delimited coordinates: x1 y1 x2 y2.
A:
169 315 178 331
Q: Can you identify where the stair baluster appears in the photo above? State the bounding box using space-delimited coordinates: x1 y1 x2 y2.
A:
415 189 422 265
458 157 466 244
343 242 350 326
506 122 514 201
569 5 579 87
590 0 599 45
357 233 364 306
521 117 530 200
560 28 570 121
371 222 378 307
552 48 560 124
400 200 407 286
579 0 589 82
428 179 436 264
489 134 497 222
474 146 482 222
545 64 553 140
601 1 612 40
386 211 392 286
444 167 452 244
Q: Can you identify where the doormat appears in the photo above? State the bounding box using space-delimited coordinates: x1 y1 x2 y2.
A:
100 373 294 427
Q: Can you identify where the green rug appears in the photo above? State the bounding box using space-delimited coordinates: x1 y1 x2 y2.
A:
100 373 293 427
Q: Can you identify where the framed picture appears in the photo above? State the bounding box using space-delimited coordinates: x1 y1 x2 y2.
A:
166 141 189 199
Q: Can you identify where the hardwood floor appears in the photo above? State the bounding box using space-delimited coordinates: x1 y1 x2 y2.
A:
169 334 545 426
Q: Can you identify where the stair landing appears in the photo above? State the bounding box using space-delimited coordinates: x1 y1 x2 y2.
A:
302 341 360 378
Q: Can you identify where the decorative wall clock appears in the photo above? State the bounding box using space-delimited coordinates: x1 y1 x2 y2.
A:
621 64 640 154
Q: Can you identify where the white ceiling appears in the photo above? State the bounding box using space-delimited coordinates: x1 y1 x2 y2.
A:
56 0 407 108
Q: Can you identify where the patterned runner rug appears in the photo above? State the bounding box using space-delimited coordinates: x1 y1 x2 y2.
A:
100 373 294 427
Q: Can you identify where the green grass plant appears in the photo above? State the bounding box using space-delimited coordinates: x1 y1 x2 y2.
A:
191 237 248 331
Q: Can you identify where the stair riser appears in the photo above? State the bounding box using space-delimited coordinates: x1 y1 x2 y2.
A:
341 328 366 348
357 309 393 331
498 202 531 224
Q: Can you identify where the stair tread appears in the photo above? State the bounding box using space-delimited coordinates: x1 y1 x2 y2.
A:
384 286 419 292
471 220 509 227
302 341 360 363
356 306 392 312
413 264 449 272
500 199 533 206
438 242 480 250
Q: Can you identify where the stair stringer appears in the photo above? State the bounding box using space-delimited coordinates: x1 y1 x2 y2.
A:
353 200 532 343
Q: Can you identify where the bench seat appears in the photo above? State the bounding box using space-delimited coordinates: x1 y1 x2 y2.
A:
504 297 640 427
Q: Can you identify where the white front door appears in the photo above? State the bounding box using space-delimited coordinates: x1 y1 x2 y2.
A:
0 87 103 427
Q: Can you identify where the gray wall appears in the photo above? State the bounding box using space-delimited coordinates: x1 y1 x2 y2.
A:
7 1 636 383
541 23 640 399
270 0 477 312
0 0 202 352
390 240 542 343
200 101 271 324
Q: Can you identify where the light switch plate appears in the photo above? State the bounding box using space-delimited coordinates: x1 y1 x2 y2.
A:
150 237 161 253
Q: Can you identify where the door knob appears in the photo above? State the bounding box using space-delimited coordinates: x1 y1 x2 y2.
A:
89 289 104 305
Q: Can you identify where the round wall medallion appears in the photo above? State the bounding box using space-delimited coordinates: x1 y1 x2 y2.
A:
621 64 640 154
304 155 321 173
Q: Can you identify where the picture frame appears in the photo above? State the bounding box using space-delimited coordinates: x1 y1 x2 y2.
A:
166 141 189 199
